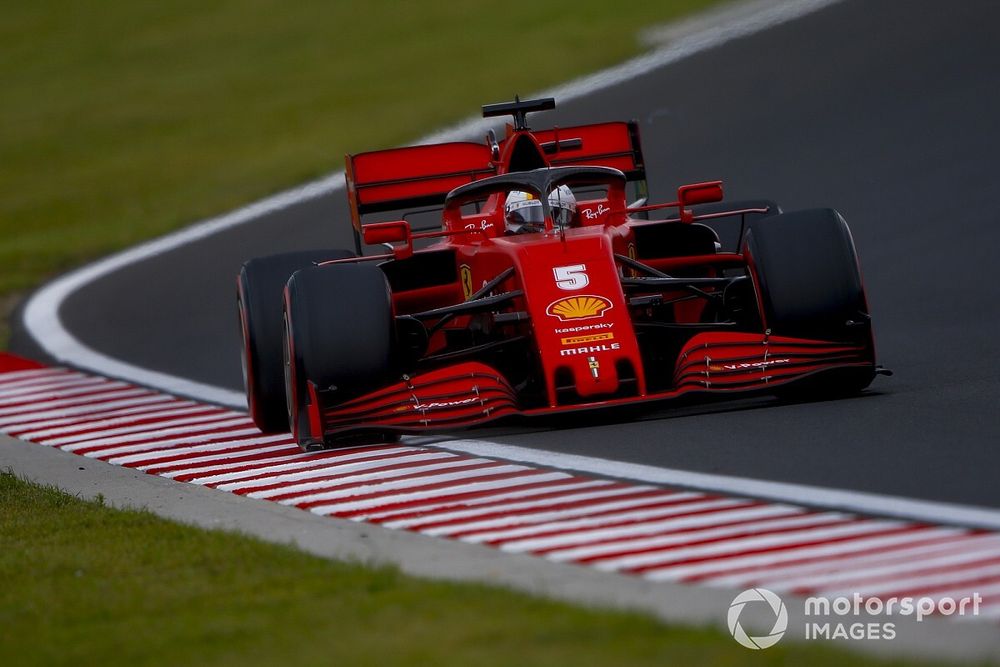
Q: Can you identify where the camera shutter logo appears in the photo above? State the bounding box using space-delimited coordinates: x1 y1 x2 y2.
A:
728 588 788 650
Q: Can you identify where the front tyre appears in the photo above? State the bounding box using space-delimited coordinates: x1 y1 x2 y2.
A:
743 208 875 395
237 249 354 433
282 263 398 449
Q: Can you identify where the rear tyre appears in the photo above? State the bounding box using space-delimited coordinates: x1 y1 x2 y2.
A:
283 263 398 449
237 249 354 433
742 208 875 395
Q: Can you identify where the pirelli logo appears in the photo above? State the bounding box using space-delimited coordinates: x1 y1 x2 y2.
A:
560 332 615 346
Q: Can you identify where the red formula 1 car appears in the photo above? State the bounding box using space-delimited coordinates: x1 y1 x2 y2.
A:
238 97 885 450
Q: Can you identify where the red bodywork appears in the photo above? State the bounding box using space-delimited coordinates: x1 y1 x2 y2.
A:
297 105 876 443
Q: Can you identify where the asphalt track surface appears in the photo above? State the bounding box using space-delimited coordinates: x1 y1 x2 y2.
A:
16 0 1000 509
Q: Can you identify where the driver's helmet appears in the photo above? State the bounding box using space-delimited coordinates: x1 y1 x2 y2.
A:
504 185 577 234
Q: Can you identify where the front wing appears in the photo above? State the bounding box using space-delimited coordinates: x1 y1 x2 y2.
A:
306 332 875 442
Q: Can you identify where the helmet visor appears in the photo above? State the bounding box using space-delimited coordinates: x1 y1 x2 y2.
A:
506 200 546 233
551 203 574 229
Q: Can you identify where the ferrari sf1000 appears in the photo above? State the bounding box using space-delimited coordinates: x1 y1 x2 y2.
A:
237 97 885 450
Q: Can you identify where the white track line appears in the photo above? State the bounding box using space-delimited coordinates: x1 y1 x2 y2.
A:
0 395 176 428
768 547 1000 593
592 520 907 572
383 483 645 530
109 434 294 466
142 443 300 474
224 451 459 494
0 388 156 418
1 397 192 431
431 440 1000 531
701 533 1000 589
49 414 249 448
0 368 70 384
534 511 851 560
419 490 698 537
245 458 495 500
825 564 1000 599
186 446 420 486
309 471 571 517
57 417 252 451
364 479 613 523
81 427 265 459
0 379 125 406
274 463 528 507
459 495 741 544
643 528 966 582
158 450 318 479
505 505 830 557
0 372 87 393
14 405 218 439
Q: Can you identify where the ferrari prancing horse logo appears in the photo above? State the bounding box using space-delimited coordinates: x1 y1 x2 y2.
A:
460 265 473 300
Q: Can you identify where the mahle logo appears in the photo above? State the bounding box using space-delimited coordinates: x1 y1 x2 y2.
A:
728 588 788 650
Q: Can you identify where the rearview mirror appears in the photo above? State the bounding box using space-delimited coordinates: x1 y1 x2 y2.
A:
362 220 411 246
677 181 723 223
362 220 413 259
678 181 724 207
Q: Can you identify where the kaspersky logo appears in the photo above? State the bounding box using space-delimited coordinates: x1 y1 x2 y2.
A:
546 295 613 321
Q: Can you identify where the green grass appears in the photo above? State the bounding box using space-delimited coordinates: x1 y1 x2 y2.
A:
0 0 728 297
0 471 946 667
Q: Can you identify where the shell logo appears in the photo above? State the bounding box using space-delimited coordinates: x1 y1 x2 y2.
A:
546 295 613 321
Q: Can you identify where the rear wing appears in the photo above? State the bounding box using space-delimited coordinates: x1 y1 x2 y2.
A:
345 119 647 248
346 141 495 225
530 121 645 182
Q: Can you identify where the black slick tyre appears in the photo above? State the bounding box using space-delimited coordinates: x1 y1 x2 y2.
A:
742 208 875 394
237 249 354 433
282 262 397 449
